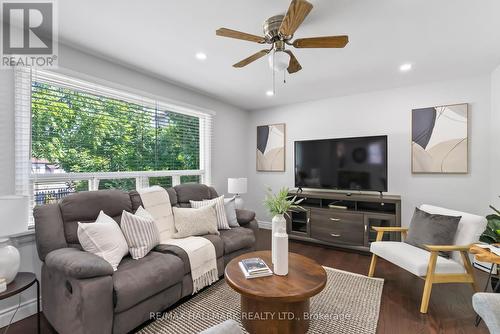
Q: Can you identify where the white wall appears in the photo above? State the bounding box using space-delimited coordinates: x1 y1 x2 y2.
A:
491 65 500 209
247 75 492 225
0 44 250 326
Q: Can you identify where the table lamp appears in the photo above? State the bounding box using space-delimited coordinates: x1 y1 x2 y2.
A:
228 178 247 210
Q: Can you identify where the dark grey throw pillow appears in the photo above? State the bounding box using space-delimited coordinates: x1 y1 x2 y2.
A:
404 207 461 258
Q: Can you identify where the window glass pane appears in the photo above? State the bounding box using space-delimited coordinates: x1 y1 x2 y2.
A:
31 82 200 174
181 175 201 184
149 176 172 188
98 179 136 191
34 180 88 205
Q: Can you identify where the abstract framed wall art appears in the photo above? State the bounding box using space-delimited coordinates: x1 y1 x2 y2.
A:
411 103 468 174
256 123 285 172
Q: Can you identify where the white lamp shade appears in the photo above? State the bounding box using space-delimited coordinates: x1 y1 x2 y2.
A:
0 196 29 236
228 178 247 194
268 51 290 72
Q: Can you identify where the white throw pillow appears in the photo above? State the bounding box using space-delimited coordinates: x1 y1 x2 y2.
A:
190 195 230 230
77 211 129 271
224 196 239 227
120 208 160 260
172 205 219 238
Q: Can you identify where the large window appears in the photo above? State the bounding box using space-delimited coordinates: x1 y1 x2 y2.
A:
15 68 213 221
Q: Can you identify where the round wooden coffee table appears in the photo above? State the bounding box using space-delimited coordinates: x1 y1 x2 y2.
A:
225 251 327 334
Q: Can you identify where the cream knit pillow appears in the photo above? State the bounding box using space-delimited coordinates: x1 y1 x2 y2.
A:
172 205 219 238
190 195 230 230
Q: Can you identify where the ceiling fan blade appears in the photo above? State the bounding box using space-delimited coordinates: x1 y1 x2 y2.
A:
279 0 313 37
216 28 265 43
233 49 270 68
285 50 302 74
293 35 349 48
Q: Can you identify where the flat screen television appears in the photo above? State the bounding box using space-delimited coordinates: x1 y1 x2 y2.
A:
294 135 388 192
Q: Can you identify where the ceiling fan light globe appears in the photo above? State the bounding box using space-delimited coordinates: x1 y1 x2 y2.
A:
268 51 290 72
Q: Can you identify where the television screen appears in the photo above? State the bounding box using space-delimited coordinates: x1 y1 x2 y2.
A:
294 135 388 192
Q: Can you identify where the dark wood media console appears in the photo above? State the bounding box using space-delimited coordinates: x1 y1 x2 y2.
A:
286 190 402 252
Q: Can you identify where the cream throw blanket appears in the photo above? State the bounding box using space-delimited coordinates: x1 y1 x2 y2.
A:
138 186 219 294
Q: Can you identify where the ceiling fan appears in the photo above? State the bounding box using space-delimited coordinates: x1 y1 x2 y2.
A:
216 0 349 74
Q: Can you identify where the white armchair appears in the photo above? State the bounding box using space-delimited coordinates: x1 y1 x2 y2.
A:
368 204 487 313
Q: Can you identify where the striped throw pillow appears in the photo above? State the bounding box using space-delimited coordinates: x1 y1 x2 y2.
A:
120 207 160 260
190 195 231 230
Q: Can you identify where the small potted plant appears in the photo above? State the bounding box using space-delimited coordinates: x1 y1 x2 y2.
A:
479 202 500 292
263 187 304 267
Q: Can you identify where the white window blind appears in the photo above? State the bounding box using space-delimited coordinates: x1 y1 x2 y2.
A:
14 68 214 228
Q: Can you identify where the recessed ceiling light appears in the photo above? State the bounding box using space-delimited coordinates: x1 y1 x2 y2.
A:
266 90 274 97
195 52 207 61
399 63 412 72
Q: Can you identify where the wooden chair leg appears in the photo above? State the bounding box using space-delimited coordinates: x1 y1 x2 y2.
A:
460 251 479 292
420 252 438 314
368 254 378 277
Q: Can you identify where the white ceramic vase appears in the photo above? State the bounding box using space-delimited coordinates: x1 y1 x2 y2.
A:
271 214 287 265
0 238 20 284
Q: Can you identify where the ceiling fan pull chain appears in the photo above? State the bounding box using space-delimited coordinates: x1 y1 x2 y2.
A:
283 69 286 84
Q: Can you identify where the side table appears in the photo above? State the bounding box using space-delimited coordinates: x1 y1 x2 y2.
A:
0 272 40 334
469 244 500 327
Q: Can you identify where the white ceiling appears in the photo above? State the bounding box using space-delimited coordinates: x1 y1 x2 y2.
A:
58 0 500 110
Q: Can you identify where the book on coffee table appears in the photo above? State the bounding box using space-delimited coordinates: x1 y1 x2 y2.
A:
239 258 273 279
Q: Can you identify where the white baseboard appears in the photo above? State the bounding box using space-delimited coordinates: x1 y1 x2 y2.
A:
258 221 271 230
0 297 40 328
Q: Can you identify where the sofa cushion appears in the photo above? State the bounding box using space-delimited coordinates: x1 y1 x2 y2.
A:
219 227 256 254
154 234 224 275
370 241 465 276
174 184 214 206
113 252 184 313
154 245 191 275
59 190 132 245
201 234 224 258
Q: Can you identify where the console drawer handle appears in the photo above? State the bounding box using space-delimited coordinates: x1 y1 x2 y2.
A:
330 233 341 237
330 218 341 222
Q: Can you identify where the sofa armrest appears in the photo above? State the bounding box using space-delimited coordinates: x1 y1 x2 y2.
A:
45 248 113 279
236 209 256 226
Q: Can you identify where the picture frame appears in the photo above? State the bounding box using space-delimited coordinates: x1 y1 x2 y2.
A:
256 123 286 172
411 103 469 174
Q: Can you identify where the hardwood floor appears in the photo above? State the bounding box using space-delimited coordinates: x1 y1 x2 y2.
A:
2 229 490 334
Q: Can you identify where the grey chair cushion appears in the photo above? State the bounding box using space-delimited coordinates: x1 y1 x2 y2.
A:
45 248 113 279
405 207 461 258
199 320 243 334
219 227 256 254
473 293 500 333
113 252 184 312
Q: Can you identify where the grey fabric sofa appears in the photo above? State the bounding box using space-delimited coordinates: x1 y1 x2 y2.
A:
34 184 257 334
473 293 500 333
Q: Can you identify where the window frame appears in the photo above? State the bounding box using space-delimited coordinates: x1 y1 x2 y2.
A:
15 67 214 227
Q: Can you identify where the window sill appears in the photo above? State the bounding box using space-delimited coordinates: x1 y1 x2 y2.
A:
8 228 36 246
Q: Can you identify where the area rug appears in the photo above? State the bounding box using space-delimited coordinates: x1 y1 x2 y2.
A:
138 267 384 334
